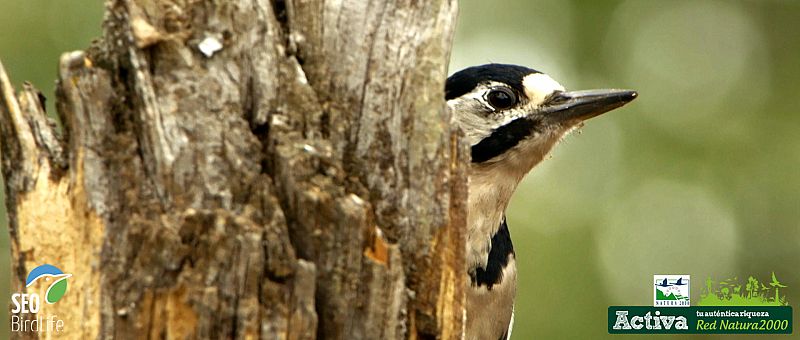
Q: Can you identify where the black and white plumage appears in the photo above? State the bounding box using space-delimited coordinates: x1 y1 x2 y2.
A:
446 64 636 340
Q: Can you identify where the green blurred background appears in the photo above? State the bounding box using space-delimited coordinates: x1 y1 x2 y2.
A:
1 0 798 339
451 0 800 339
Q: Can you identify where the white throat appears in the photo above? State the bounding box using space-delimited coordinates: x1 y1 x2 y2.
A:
465 127 566 270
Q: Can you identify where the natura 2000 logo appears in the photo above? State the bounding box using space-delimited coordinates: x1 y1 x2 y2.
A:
654 275 690 307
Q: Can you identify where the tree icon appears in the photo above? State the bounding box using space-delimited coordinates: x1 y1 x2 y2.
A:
745 276 759 299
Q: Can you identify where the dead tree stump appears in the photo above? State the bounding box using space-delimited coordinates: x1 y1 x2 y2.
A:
0 0 466 338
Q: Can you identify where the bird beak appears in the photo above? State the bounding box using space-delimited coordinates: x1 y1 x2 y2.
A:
540 89 637 123
53 273 72 281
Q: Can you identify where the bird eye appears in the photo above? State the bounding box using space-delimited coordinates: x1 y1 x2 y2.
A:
486 88 517 110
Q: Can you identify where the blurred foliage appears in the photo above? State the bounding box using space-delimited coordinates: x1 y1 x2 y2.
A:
1 0 798 339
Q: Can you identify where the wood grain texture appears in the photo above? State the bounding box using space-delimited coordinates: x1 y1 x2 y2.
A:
0 0 465 338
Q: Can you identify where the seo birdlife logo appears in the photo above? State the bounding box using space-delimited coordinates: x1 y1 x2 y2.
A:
10 264 71 333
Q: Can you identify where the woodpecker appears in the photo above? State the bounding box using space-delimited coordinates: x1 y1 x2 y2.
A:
446 64 637 340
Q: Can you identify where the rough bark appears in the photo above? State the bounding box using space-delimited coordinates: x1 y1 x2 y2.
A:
0 0 465 339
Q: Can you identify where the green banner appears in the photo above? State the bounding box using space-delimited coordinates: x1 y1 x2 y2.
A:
608 306 792 334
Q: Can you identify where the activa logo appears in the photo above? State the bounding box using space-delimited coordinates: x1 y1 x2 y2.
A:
612 310 689 330
10 264 71 333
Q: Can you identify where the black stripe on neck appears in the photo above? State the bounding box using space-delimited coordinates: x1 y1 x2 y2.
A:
471 217 515 289
471 118 538 163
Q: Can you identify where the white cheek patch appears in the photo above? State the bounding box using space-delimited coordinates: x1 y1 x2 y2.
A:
522 73 565 106
447 84 516 146
447 78 561 147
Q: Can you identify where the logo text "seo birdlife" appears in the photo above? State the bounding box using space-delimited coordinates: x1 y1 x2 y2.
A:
10 264 72 333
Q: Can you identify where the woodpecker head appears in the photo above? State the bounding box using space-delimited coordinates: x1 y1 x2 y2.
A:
448 64 637 271
447 63 637 179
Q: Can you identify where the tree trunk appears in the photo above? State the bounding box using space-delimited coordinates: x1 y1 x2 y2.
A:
0 0 465 338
